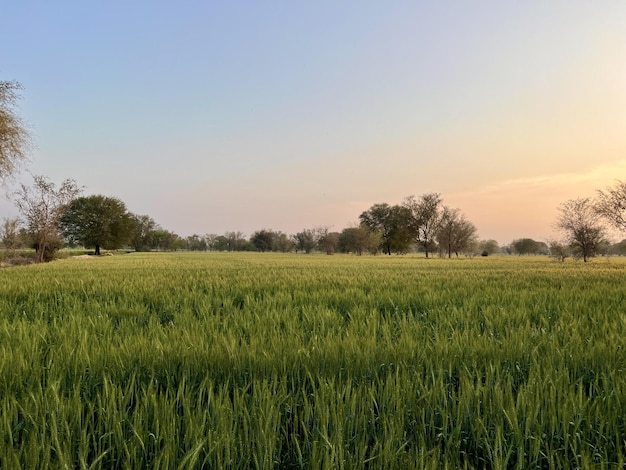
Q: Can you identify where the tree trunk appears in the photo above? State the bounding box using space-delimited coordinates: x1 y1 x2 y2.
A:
95 244 101 256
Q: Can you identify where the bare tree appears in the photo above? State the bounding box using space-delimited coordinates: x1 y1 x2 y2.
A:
436 206 477 258
556 198 608 262
596 180 626 232
14 175 82 262
403 193 442 258
0 80 31 181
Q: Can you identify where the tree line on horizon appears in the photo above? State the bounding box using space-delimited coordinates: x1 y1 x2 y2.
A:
2 79 626 264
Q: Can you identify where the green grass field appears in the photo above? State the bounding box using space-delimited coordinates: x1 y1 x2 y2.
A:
1 253 625 468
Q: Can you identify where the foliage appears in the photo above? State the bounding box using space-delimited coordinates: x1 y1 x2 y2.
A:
510 238 547 256
0 217 23 253
294 229 318 254
548 240 570 262
250 229 276 252
557 198 608 262
129 214 158 251
152 229 181 251
337 225 381 255
0 80 31 181
478 239 500 256
60 195 133 255
0 253 625 468
403 193 443 258
359 203 412 255
316 227 340 255
14 175 82 262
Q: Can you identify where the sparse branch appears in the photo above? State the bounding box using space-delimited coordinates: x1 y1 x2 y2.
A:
596 180 626 232
0 80 31 180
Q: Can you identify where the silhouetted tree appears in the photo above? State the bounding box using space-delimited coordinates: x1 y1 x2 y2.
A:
557 197 608 262
403 193 443 258
436 206 477 258
596 180 626 232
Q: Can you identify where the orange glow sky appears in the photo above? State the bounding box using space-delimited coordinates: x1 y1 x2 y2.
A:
2 2 625 245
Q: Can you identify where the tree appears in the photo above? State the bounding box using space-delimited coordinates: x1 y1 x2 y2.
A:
403 193 443 258
596 180 626 232
251 229 276 252
274 232 294 253
478 239 500 256
436 206 477 258
548 240 570 262
0 80 31 181
152 229 180 251
607 239 626 256
316 227 340 255
185 234 207 251
337 225 381 255
205 233 219 251
129 214 157 252
60 195 133 255
294 229 318 254
556 198 608 262
225 231 248 251
1 217 23 255
14 175 81 262
359 203 412 255
510 238 543 256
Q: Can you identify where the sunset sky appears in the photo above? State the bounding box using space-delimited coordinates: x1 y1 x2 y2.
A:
2 1 625 244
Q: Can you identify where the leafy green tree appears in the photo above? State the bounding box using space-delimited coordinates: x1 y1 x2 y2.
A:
251 229 276 252
338 225 381 255
294 229 318 254
0 80 31 181
129 214 157 252
359 203 412 255
151 229 180 251
316 227 340 255
510 238 542 256
60 195 133 255
274 232 294 253
185 234 207 251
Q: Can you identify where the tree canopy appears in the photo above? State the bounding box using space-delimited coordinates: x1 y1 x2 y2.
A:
60 195 133 255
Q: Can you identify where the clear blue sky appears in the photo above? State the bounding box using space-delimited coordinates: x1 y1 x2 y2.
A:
3 1 625 243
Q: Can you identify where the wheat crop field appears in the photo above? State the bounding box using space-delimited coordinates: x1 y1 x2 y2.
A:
0 252 625 469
